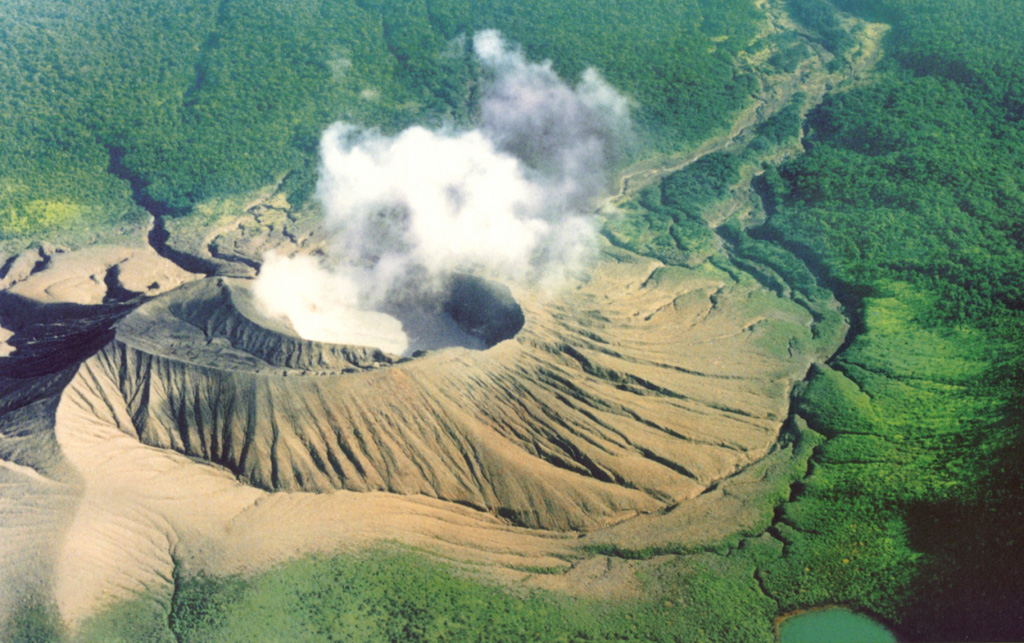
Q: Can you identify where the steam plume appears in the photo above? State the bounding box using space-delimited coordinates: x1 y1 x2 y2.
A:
254 31 631 354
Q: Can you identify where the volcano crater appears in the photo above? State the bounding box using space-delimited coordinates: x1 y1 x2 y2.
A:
52 246 835 532
115 272 526 375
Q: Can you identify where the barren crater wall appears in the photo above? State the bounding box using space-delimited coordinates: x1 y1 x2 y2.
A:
150 278 391 370
73 248 841 531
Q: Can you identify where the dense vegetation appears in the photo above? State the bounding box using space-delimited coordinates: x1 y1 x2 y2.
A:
750 0 1024 639
759 75 1024 322
785 0 855 56
0 0 764 240
763 293 1024 640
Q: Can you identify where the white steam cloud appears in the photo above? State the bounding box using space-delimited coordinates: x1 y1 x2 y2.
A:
254 31 631 354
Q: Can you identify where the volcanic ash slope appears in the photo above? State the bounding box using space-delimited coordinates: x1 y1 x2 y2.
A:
0 242 838 624
71 244 822 531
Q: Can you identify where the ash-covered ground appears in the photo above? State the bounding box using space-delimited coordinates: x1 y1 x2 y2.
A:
0 217 844 627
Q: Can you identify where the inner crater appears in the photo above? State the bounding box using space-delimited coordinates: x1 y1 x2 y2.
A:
249 272 526 357
418 273 525 351
117 272 527 375
249 253 526 358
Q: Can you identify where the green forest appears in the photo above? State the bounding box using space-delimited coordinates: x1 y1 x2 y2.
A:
2 0 1023 641
751 0 1024 638
0 0 761 239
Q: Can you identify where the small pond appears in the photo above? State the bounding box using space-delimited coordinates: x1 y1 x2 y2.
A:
778 607 897 643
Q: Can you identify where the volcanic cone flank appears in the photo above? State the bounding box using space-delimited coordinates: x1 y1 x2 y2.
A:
49 247 826 532
0 241 842 625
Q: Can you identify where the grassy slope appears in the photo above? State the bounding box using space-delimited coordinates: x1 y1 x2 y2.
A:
40 547 780 643
761 290 1023 639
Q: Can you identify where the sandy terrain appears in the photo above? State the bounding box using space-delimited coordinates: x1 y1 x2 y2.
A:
0 232 843 629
